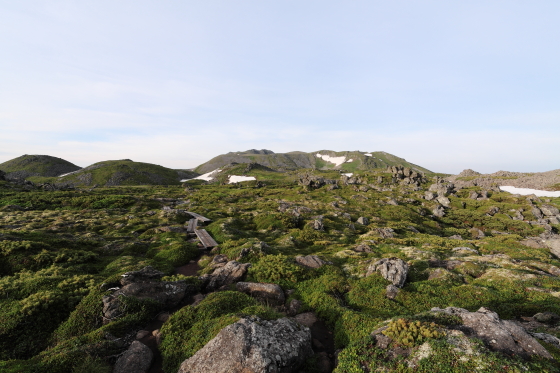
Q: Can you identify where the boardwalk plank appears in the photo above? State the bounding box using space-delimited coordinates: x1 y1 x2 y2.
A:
195 229 218 249
187 211 212 223
186 218 198 233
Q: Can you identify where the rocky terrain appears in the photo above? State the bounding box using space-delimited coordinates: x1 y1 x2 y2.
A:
448 168 560 191
1 158 560 372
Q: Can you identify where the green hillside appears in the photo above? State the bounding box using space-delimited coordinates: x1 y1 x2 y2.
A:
194 149 433 175
52 159 186 186
0 155 81 180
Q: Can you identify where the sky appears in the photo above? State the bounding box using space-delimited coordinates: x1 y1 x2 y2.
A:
1 1 559 174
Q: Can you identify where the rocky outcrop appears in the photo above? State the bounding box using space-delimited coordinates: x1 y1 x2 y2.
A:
120 266 165 285
113 341 153 373
101 266 193 324
428 179 455 197
387 166 425 187
200 260 251 292
295 255 327 269
297 173 336 189
366 258 409 287
177 316 313 373
431 307 552 359
236 282 285 305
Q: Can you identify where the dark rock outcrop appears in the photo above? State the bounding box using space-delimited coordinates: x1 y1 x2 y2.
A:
177 316 313 373
113 341 153 373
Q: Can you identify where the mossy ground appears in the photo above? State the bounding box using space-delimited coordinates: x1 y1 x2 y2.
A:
1 170 560 371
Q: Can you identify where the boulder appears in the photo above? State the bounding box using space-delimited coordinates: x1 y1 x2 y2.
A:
436 196 451 208
451 247 479 256
424 191 437 201
532 206 544 219
431 307 552 359
432 205 445 218
375 227 395 239
354 243 373 253
366 258 409 288
236 282 285 305
295 255 326 269
113 341 153 373
356 216 369 225
541 205 560 216
177 317 313 373
294 312 319 328
201 260 251 292
312 219 324 231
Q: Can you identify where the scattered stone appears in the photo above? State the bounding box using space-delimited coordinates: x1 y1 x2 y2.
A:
448 234 463 240
470 228 485 239
113 341 153 373
541 205 560 216
157 312 170 322
533 312 560 324
354 243 373 253
532 206 544 219
431 307 552 359
386 284 399 299
287 299 302 316
312 219 324 231
366 258 409 288
432 205 445 218
236 282 285 305
294 312 318 328
531 333 560 349
295 255 327 269
436 196 451 207
487 206 500 216
136 330 150 340
375 227 395 238
356 216 369 225
201 261 251 292
177 316 313 373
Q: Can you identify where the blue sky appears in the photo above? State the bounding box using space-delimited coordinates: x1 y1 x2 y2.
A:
1 1 559 173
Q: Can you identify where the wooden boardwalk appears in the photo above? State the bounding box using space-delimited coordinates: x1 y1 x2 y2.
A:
187 211 212 223
186 218 198 233
195 229 218 249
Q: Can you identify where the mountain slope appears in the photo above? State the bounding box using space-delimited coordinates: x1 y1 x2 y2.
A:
55 159 187 186
0 155 81 180
195 149 433 174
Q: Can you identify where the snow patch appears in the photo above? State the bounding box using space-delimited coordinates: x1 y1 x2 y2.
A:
315 153 346 166
228 175 256 183
191 169 222 182
346 159 353 163
343 173 353 177
58 170 80 178
365 153 372 157
500 186 560 198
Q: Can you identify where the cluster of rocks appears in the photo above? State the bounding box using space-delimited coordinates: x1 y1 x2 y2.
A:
387 166 426 187
297 173 337 189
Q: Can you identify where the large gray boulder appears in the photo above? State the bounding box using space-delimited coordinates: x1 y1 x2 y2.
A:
295 255 326 269
236 282 285 305
366 258 409 288
113 341 153 373
201 260 251 292
431 307 552 359
177 316 313 373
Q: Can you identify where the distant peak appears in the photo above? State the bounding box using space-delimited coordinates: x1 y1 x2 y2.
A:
240 149 275 155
